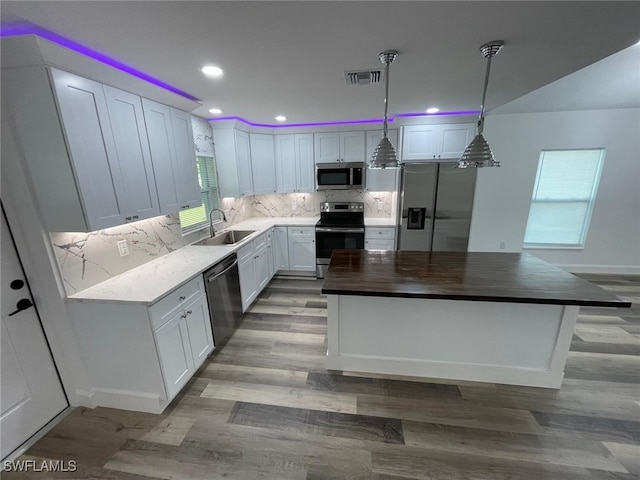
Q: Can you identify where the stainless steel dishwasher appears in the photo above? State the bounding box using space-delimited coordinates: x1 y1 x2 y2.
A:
203 253 243 349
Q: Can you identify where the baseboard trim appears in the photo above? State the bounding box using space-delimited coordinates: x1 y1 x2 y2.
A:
556 264 640 275
74 388 164 414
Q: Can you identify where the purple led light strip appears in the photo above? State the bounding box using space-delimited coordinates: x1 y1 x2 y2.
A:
0 22 200 101
208 111 481 128
1 22 480 128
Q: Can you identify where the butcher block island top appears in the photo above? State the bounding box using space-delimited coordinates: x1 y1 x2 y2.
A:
322 250 630 308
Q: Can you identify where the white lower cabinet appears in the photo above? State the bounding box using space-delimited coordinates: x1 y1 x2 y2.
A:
266 228 276 280
238 241 259 311
287 227 316 271
274 226 290 270
365 227 396 251
67 276 212 413
154 311 194 400
255 243 270 292
237 233 271 311
149 279 214 401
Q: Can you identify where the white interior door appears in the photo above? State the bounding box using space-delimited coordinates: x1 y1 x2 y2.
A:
1 208 68 460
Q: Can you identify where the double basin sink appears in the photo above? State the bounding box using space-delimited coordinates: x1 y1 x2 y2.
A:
193 230 256 247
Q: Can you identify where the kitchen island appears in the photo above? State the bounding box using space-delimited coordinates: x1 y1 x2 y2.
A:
322 250 630 388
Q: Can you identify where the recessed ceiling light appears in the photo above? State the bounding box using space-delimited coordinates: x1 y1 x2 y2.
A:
275 115 287 122
208 108 223 115
426 107 440 114
201 65 223 77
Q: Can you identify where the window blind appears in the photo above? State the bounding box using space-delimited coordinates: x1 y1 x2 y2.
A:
179 155 222 234
524 149 605 248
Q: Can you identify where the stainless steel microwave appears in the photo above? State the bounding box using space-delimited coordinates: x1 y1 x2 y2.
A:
316 162 364 190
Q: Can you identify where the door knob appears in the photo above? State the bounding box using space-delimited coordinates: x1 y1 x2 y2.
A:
8 298 34 317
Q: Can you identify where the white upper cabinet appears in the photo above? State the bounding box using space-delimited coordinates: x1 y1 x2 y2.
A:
401 123 474 162
250 133 277 195
50 69 128 230
274 135 296 193
169 108 201 208
142 99 201 213
314 131 365 164
4 65 202 232
275 133 315 193
103 86 160 221
215 129 254 198
295 134 315 193
341 131 366 162
439 124 475 158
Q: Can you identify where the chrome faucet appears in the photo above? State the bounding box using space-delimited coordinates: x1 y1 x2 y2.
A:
209 208 227 237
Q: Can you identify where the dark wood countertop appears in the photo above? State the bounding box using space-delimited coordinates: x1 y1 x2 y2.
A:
321 250 631 308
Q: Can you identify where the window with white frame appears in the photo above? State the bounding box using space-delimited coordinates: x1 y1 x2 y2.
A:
179 155 222 234
523 148 605 248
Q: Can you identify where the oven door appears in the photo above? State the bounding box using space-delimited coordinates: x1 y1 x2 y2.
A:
315 227 365 277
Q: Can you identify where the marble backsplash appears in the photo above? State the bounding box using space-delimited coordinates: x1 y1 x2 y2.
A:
52 189 395 295
51 215 208 295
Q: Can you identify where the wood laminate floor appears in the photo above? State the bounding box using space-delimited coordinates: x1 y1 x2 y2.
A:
5 274 639 479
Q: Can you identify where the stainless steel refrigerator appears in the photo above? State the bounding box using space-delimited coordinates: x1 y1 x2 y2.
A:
398 163 477 251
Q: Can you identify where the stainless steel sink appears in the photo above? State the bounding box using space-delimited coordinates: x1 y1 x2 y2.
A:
193 230 255 246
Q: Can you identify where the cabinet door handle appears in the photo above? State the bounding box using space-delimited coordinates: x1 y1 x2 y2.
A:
186 309 192 315
132 215 139 220
125 216 132 221
179 295 186 301
181 313 187 319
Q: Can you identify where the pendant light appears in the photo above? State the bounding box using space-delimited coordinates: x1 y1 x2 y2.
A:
369 50 399 169
457 40 504 168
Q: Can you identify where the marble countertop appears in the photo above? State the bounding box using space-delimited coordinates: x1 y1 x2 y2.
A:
67 217 320 306
364 218 398 227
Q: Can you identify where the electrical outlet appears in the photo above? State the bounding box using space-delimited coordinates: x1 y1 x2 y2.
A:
117 240 129 257
291 201 297 211
499 240 506 250
223 209 230 220
377 200 383 212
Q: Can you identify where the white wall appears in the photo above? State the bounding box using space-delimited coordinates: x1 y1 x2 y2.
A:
469 108 640 273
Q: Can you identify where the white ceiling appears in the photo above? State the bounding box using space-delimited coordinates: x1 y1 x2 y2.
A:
2 1 639 124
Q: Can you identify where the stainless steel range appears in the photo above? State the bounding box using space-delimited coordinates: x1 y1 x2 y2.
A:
315 202 365 278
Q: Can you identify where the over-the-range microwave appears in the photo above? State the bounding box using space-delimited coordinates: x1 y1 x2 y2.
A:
316 162 364 190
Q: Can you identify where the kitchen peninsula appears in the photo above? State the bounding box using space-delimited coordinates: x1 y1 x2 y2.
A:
322 250 630 388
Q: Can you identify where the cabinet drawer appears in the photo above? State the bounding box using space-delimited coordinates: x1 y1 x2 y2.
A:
365 227 395 239
252 233 267 252
288 226 315 237
237 241 255 264
149 276 204 331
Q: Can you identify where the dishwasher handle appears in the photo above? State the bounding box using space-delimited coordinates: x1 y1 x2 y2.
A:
206 258 239 283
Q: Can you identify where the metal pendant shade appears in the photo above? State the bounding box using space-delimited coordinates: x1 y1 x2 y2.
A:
457 40 504 169
369 50 399 169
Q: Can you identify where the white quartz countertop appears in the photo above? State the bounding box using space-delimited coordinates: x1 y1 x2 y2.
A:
67 215 396 305
67 217 319 306
364 218 398 227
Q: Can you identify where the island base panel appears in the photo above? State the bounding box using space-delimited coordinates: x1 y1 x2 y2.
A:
326 295 579 389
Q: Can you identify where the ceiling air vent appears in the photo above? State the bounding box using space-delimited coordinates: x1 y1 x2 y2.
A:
344 69 385 86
